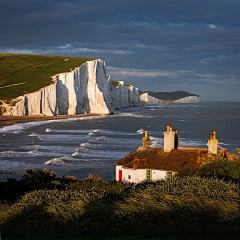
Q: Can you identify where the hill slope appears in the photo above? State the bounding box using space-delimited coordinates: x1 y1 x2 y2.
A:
0 54 95 100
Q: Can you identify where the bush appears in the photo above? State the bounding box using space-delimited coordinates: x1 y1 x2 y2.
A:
176 168 199 177
1 176 240 238
199 155 240 181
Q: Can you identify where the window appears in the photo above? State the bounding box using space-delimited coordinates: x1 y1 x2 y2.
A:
146 169 152 181
167 171 172 179
128 175 131 179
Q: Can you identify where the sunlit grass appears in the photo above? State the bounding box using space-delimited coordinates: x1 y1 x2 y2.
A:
0 54 95 100
1 173 239 239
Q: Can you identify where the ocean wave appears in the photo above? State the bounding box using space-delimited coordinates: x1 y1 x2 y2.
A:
45 128 98 134
43 128 140 137
87 137 141 147
38 134 87 142
72 152 80 157
0 150 16 156
80 142 90 147
29 133 39 137
177 120 187 122
180 140 206 147
150 136 163 148
136 128 144 135
72 148 131 160
45 156 73 166
218 142 230 146
0 121 53 134
0 115 108 134
28 149 42 155
96 136 107 141
29 133 43 140
117 113 156 118
20 145 42 150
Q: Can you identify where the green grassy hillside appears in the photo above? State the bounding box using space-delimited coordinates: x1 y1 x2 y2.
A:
0 54 95 100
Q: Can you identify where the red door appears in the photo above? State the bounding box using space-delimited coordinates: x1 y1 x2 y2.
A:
119 170 122 182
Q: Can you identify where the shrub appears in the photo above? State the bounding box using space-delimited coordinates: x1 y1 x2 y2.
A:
1 176 239 238
199 155 240 181
176 168 199 177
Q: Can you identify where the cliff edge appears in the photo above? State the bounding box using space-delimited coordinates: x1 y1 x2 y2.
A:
2 59 140 116
140 91 200 104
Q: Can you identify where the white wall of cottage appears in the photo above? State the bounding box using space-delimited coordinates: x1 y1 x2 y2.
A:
116 166 177 183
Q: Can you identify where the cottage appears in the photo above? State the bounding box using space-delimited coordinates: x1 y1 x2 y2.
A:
114 124 232 183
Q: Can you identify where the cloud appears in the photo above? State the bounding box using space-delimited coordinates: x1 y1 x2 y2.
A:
107 66 176 78
1 0 240 101
0 46 133 56
195 73 240 85
209 24 217 29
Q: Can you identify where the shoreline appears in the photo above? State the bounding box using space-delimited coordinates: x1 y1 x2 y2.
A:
0 113 103 127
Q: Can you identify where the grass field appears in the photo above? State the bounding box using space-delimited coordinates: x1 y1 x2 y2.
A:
0 54 95 100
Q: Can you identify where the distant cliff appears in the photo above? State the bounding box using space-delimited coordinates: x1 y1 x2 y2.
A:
3 59 140 116
140 91 200 104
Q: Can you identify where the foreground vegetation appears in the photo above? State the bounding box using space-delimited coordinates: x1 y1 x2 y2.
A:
0 163 240 239
0 54 95 100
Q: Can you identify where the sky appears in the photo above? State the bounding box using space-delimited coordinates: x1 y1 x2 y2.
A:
0 0 240 101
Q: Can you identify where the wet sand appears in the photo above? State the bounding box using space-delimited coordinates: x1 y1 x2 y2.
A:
0 113 102 127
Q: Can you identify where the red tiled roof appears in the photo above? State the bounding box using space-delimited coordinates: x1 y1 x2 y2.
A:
115 147 232 171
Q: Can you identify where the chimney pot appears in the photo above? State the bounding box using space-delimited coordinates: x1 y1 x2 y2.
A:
213 130 216 139
164 124 175 152
142 129 150 149
208 130 218 154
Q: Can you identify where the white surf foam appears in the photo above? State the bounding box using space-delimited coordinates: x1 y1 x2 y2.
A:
80 142 90 147
150 136 163 148
218 142 230 146
45 156 73 165
136 128 144 135
0 115 108 134
29 133 39 137
28 149 42 155
117 113 156 118
45 128 51 132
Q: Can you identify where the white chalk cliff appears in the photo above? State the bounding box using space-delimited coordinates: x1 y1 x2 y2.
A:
4 59 140 116
172 96 200 103
140 92 200 104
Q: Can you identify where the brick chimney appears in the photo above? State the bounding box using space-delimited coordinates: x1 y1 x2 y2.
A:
208 130 218 155
164 124 175 152
142 130 150 149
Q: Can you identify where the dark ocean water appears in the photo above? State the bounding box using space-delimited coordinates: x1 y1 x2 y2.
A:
0 102 239 182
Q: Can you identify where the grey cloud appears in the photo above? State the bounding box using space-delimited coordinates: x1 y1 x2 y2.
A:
0 0 240 101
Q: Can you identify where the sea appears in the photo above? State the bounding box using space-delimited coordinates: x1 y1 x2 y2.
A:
0 102 239 182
